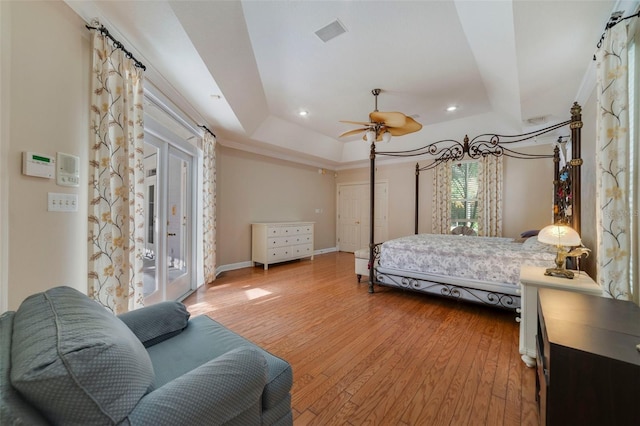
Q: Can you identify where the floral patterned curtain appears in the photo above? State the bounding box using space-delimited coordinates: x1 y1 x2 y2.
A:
88 23 145 313
431 161 452 234
595 22 630 300
202 132 217 284
477 155 503 237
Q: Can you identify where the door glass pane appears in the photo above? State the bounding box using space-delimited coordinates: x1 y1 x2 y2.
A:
167 148 191 300
143 143 159 299
167 156 187 281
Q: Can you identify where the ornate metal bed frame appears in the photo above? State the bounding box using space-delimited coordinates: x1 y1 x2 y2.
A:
366 103 583 308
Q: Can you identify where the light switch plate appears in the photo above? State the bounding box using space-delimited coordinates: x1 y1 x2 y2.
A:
48 193 78 212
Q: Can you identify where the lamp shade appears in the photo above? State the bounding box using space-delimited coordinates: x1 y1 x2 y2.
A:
537 224 581 246
382 130 392 143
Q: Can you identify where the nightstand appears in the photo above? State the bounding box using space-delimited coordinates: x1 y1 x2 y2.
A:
536 288 640 425
518 265 601 367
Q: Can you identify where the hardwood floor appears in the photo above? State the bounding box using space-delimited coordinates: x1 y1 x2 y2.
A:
182 252 539 426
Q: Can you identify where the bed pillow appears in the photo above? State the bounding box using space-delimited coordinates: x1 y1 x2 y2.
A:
521 236 555 252
520 229 540 238
10 286 154 425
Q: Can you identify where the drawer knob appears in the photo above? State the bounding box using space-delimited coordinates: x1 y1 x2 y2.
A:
515 317 521 323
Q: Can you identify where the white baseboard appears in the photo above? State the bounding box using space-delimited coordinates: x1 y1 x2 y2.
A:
216 261 254 276
314 246 338 255
215 247 338 276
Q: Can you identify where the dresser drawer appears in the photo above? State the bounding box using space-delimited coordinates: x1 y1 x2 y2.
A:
290 243 313 257
268 247 291 261
269 236 293 248
291 234 312 245
292 225 313 235
269 234 312 248
268 225 312 237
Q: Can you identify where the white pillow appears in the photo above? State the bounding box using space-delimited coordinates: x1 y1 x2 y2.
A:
521 236 556 253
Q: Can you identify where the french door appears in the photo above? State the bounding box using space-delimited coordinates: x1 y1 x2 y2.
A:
143 135 195 304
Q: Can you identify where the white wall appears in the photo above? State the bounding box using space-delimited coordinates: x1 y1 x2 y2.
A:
216 145 337 267
2 1 90 311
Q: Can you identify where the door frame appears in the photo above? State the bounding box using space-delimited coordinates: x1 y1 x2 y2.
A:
144 116 198 303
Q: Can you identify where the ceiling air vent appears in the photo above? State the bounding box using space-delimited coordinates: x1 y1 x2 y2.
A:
315 19 347 43
526 115 548 125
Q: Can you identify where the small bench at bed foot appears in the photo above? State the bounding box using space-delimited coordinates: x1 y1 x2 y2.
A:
354 248 369 282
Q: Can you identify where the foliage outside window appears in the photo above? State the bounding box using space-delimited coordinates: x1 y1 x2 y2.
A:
451 161 479 232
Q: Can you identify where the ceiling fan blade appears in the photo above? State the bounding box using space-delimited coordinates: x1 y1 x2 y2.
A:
369 111 408 128
339 120 373 126
339 128 368 138
386 116 422 136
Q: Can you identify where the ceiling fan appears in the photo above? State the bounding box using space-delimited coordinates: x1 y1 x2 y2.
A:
339 88 422 143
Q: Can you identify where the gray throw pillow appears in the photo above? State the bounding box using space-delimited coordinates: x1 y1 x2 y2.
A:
10 286 154 425
118 301 190 347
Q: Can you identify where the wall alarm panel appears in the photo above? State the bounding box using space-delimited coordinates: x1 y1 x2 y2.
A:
22 152 55 179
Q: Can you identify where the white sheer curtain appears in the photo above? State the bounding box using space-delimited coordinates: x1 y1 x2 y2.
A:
88 22 145 313
477 155 503 237
595 22 631 300
202 132 217 284
431 161 452 234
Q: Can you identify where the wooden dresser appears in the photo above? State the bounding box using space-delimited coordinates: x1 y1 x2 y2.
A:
251 222 314 270
536 288 640 426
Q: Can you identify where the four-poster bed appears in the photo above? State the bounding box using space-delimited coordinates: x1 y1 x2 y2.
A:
366 103 583 310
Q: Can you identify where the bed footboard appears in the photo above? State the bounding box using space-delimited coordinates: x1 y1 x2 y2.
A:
374 268 521 310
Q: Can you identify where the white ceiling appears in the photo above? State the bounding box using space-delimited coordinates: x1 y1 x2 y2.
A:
65 0 634 169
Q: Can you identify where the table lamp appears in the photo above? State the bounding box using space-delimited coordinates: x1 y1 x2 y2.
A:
537 223 584 279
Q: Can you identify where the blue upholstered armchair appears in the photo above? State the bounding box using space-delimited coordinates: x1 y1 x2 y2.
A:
1 286 293 425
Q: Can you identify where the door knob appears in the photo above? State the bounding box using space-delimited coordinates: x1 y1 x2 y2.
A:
355 221 360 224
168 233 176 236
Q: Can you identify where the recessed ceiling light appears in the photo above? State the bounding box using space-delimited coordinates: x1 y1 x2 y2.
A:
299 110 309 117
446 106 457 112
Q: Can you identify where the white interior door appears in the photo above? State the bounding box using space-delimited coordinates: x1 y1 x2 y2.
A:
338 182 388 252
338 185 361 253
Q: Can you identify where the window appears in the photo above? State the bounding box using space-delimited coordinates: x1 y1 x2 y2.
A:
451 161 479 232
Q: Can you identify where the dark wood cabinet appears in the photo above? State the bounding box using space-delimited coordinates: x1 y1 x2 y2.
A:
536 288 640 426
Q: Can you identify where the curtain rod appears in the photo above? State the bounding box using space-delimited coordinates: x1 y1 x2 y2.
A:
86 23 146 71
593 10 640 60
198 125 217 138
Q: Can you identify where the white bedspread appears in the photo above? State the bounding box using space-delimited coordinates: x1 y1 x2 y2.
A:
378 234 556 286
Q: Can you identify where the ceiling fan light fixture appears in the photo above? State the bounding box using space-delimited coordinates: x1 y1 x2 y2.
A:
365 129 376 143
339 88 422 142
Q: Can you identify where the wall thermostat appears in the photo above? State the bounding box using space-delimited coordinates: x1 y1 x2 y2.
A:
57 152 80 187
22 152 55 179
